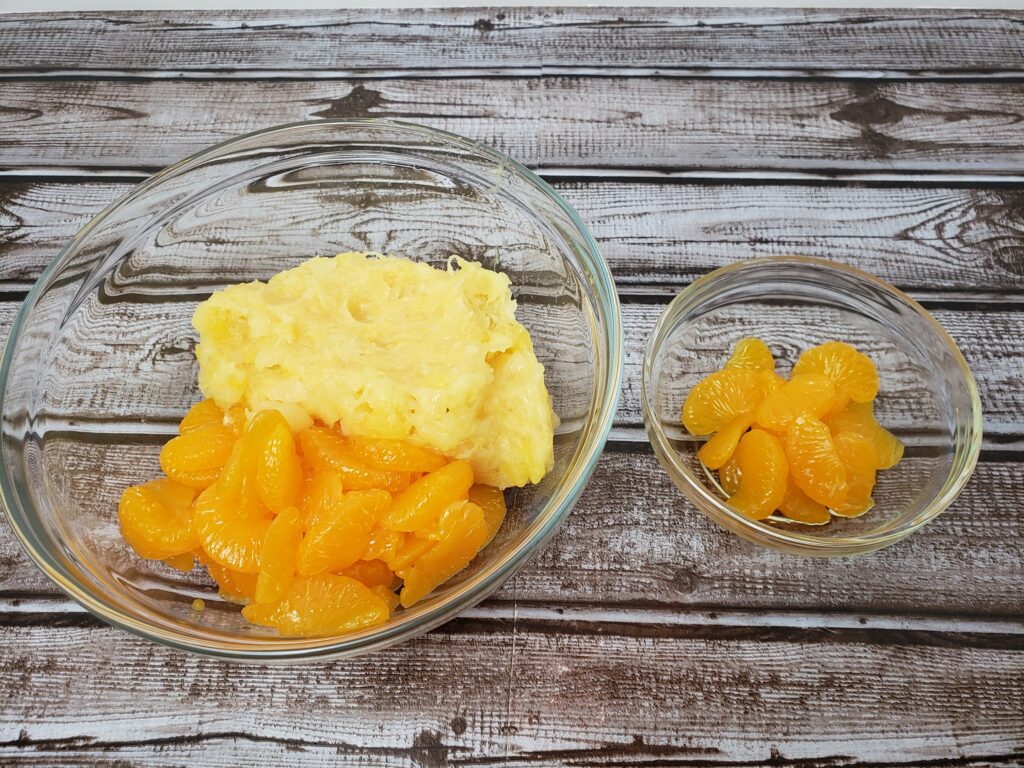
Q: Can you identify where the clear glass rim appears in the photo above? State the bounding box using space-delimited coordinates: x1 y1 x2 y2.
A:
641 255 983 557
0 118 625 660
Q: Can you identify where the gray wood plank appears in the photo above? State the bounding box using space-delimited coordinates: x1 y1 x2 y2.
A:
2 453 1021 619
2 78 1024 173
4 179 1024 291
0 620 1020 766
2 295 1014 442
1 9 1022 75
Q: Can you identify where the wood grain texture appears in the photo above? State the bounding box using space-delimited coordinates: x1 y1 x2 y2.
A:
1 8 1022 75
1 9 1022 764
2 452 1021 619
0 621 1021 766
4 179 1024 291
2 78 1024 173
7 294 1015 442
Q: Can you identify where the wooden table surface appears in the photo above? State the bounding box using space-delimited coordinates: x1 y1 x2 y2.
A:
1 7 1023 766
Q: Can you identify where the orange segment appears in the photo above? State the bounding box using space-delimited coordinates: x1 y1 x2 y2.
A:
725 429 788 520
163 551 197 573
341 559 398 589
224 405 248 436
248 410 304 514
826 400 904 470
383 534 435 573
242 574 389 637
298 426 412 492
724 337 775 373
468 484 506 546
117 479 199 560
382 461 474 532
297 489 391 576
719 456 742 496
300 470 345 531
792 341 879 403
398 501 489 608
777 481 831 525
345 436 447 473
372 584 401 614
179 399 225 433
832 432 878 518
754 373 837 432
255 506 303 604
364 525 405 564
200 554 259 604
785 417 848 509
697 413 753 470
682 368 768 436
194 484 274 574
159 421 236 489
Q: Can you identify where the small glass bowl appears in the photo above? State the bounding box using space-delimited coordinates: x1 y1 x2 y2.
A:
642 257 982 557
0 119 623 660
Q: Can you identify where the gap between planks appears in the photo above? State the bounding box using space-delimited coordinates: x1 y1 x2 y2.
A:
3 595 1021 638
0 286 1019 308
4 68 1024 82
6 167 1024 185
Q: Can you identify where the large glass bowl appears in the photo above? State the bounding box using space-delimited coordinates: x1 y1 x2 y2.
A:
0 119 623 660
643 257 981 556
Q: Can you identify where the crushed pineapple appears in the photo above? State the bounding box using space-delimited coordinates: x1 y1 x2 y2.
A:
193 252 555 489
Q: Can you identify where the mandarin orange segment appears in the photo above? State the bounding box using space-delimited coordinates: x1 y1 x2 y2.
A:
754 373 837 432
372 584 401 614
300 470 346 531
160 421 236 489
200 553 259 604
248 409 304 514
255 506 303 604
224 405 248 436
117 479 199 560
719 456 742 496
398 502 489 608
724 337 775 373
364 524 405 564
242 573 390 637
194 484 274 574
163 551 197 573
726 429 788 520
216 439 248 499
468 484 506 546
792 341 879 403
777 481 831 525
697 412 753 470
826 400 904 470
785 417 848 509
298 426 412 492
761 371 787 393
831 432 878 518
874 427 905 471
384 534 435 573
345 435 447 473
297 489 391 576
682 368 768 436
342 559 398 589
179 399 226 434
382 460 474 532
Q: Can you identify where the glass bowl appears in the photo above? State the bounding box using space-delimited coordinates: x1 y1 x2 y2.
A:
642 257 981 557
0 119 623 660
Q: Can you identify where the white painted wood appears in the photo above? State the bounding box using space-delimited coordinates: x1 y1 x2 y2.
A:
2 79 1024 173
5 180 1024 291
0 9 1022 765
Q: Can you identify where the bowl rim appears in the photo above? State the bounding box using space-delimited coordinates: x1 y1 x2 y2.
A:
641 255 983 556
0 118 624 660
